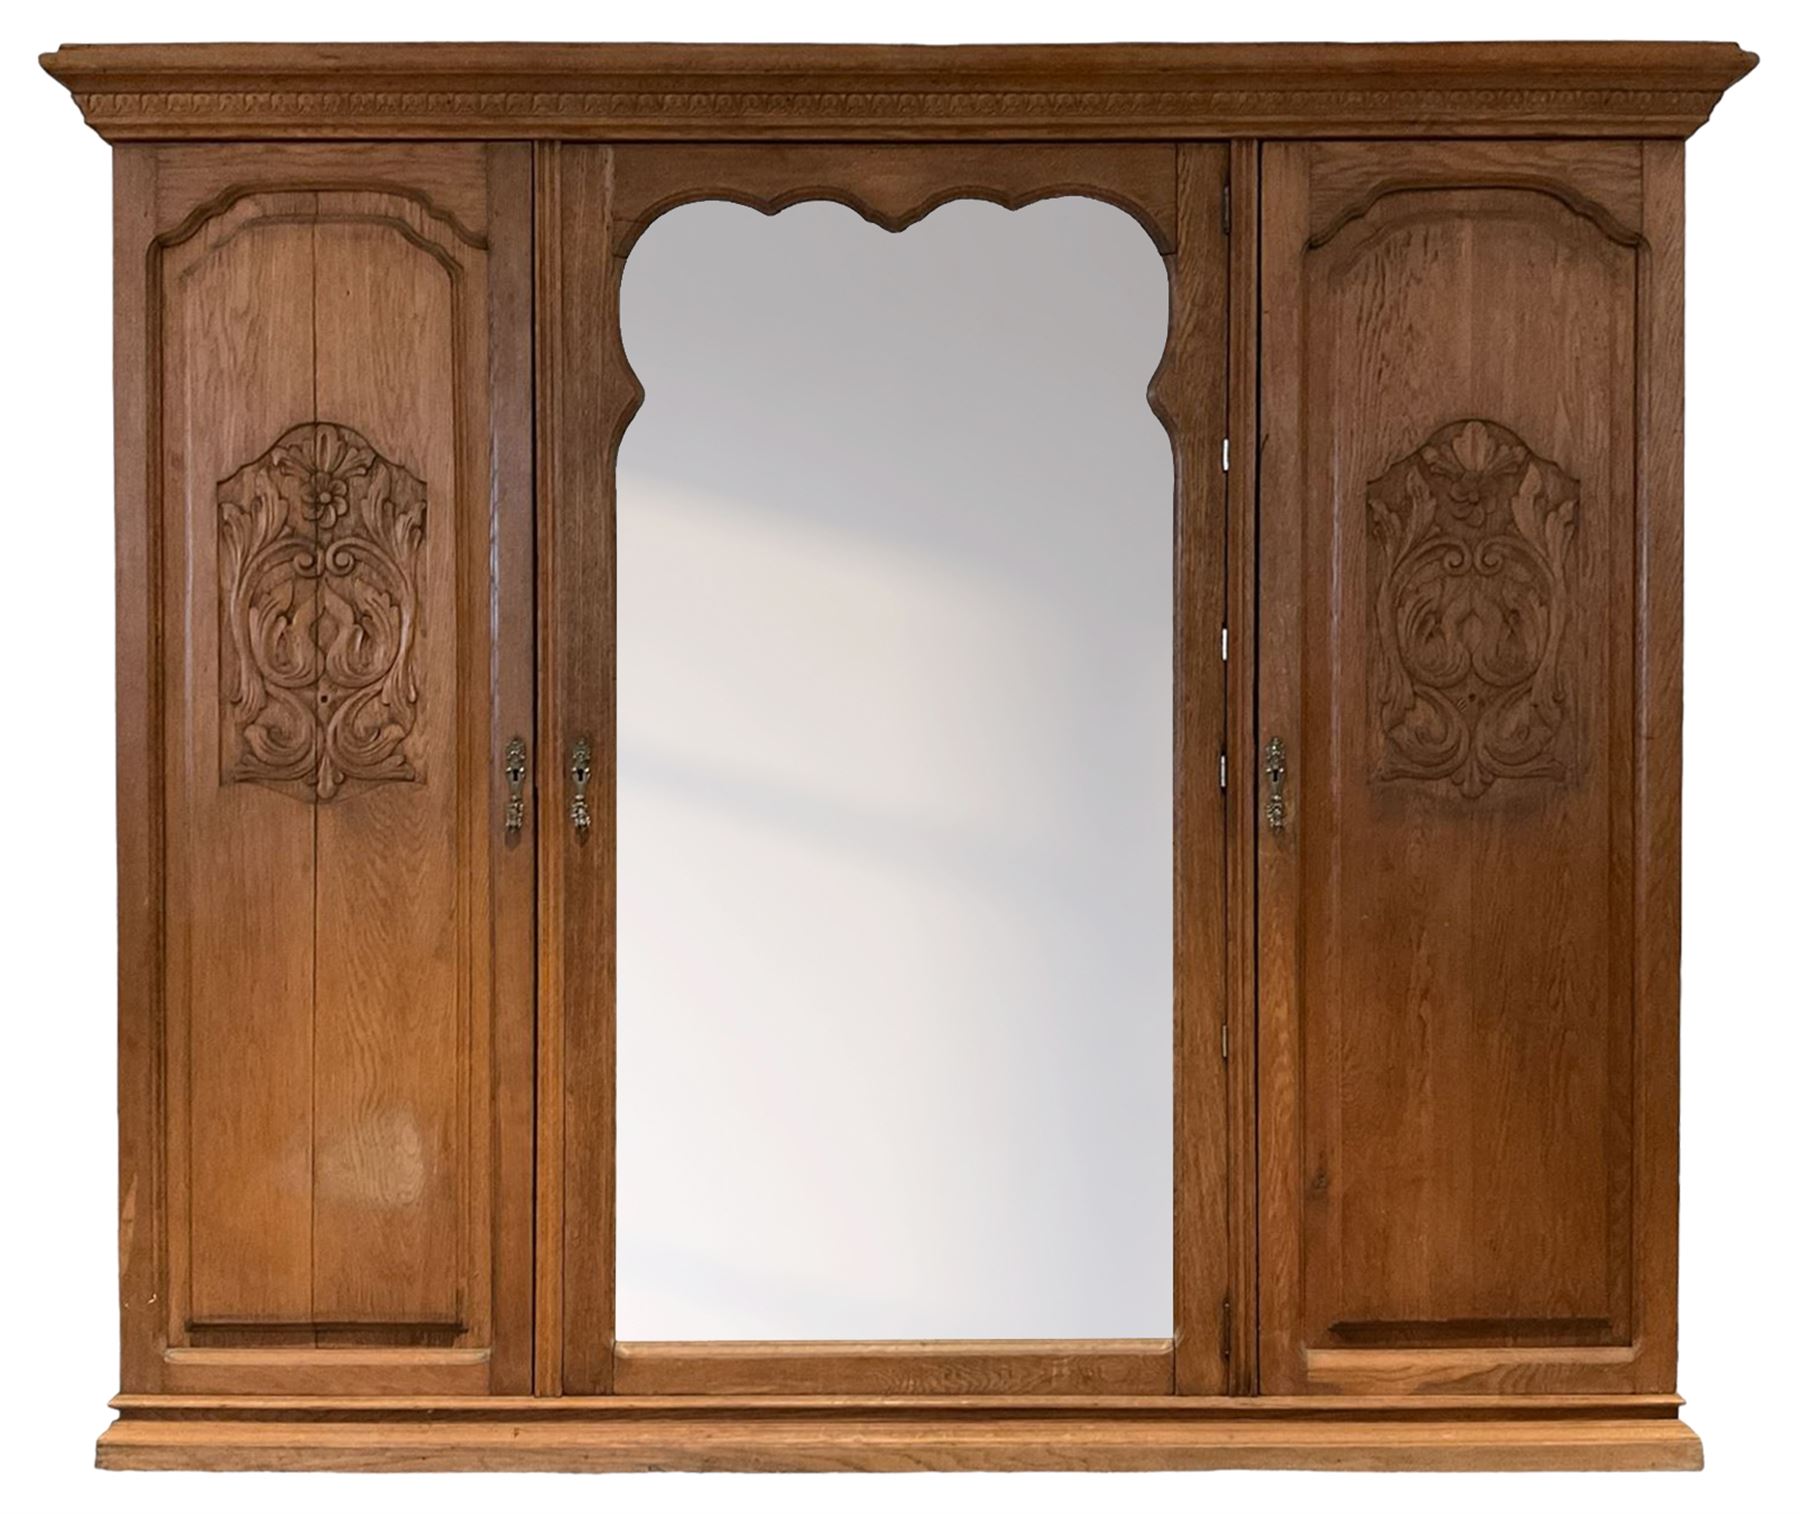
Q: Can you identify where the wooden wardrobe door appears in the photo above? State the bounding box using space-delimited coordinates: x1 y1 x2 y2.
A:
117 145 534 1395
537 142 1234 1396
1257 141 1683 1394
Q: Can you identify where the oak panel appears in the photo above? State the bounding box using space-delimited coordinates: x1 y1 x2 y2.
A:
1635 140 1685 1395
610 142 1182 252
1258 140 1671 1394
160 201 317 1327
1159 142 1231 1395
1303 140 1644 244
541 143 625 1396
114 146 162 1392
484 142 541 1400
311 209 468 1328
612 1341 1175 1397
126 144 533 1394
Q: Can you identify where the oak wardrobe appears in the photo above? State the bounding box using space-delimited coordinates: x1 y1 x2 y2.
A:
40 40 1756 1471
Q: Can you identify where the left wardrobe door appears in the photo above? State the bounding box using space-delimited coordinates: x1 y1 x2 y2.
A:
115 145 535 1396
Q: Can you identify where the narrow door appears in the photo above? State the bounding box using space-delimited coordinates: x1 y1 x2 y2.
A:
117 144 534 1394
1256 141 1684 1394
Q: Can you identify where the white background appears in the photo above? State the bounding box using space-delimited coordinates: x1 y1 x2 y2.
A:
1 3 1792 1510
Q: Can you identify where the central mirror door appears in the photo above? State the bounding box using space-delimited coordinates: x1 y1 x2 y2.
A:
544 144 1234 1396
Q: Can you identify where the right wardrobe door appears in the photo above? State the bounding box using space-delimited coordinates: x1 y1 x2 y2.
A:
1256 140 1684 1396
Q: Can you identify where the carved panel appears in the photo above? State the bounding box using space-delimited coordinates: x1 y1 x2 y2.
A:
219 421 427 800
1365 418 1579 797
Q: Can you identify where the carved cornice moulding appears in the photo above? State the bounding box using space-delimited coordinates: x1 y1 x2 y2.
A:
40 42 1757 142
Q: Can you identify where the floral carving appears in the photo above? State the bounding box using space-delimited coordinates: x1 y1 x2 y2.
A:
1365 419 1580 798
219 422 427 801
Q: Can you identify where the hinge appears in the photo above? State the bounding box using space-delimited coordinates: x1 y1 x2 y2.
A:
1221 1020 1229 1061
1222 180 1232 235
1222 1295 1233 1360
1221 626 1229 661
1219 752 1227 791
1222 435 1230 473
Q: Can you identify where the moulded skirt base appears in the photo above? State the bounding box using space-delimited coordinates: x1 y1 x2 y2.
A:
97 1392 1702 1472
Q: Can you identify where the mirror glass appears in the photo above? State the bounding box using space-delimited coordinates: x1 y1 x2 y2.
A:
615 198 1173 1340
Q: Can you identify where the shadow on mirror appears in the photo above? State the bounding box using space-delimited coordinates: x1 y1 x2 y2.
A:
616 197 1174 1340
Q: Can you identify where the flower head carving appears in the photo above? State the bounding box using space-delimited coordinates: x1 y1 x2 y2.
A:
1366 419 1580 798
218 422 427 801
271 425 375 531
1416 419 1529 525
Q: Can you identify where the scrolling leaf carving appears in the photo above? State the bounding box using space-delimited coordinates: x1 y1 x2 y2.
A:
1366 419 1579 798
219 422 427 801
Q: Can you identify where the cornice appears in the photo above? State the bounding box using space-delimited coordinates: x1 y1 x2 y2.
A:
40 42 1758 143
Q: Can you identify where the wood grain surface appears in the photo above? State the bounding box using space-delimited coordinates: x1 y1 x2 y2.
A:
118 143 534 1396
1257 139 1682 1396
41 42 1757 141
93 1391 1702 1471
75 38 1749 1473
547 138 1232 1398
